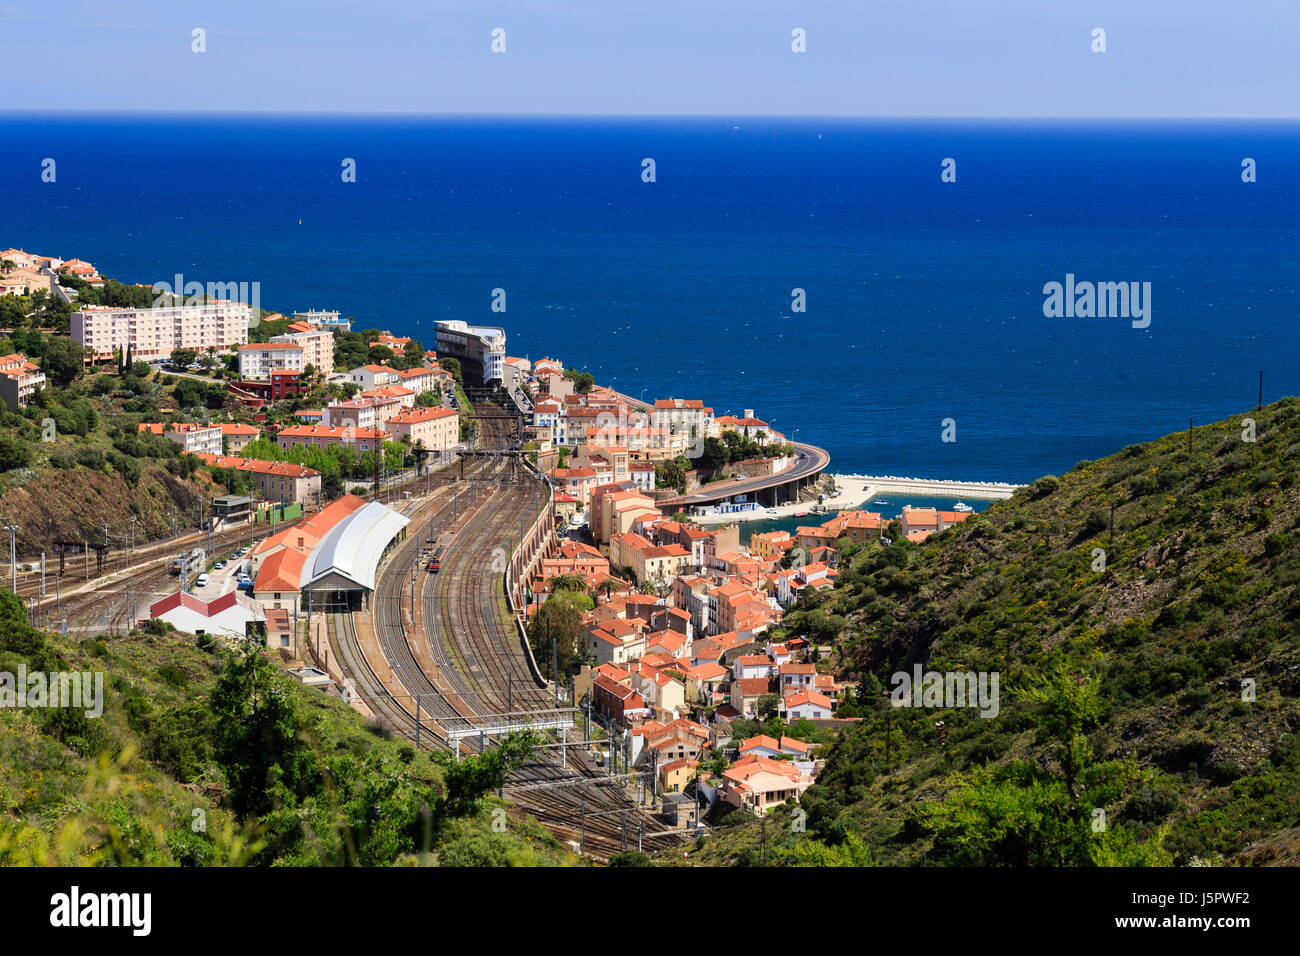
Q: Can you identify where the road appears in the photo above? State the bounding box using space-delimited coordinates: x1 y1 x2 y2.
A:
661 440 831 507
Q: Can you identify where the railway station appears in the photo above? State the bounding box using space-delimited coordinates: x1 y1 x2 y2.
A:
302 501 411 612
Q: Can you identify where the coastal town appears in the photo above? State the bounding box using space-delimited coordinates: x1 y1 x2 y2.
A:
0 246 1013 836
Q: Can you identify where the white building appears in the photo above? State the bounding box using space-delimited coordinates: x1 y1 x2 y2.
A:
71 302 251 362
348 364 400 391
238 342 305 379
293 309 349 331
149 589 263 639
435 320 505 384
138 422 223 456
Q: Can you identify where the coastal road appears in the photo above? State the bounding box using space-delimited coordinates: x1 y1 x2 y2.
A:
661 440 831 508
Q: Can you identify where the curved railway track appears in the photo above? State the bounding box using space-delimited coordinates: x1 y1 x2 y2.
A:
331 404 687 858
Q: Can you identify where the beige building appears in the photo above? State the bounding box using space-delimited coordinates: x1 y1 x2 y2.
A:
71 302 250 362
720 754 814 816
276 424 388 454
271 326 333 374
385 406 459 453
609 532 691 588
0 353 46 409
238 342 305 379
322 399 380 430
651 398 713 454
219 423 261 453
595 489 661 545
195 454 322 506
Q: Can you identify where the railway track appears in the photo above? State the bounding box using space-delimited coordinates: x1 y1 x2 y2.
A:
333 403 687 858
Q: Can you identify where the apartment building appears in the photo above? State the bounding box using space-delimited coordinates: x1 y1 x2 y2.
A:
219 423 261 453
276 424 389 454
348 364 400 390
434 319 505 384
71 302 251 362
384 406 459 453
651 398 713 454
137 422 223 456
238 342 305 380
270 326 333 373
322 399 380 430
195 454 323 506
0 353 46 409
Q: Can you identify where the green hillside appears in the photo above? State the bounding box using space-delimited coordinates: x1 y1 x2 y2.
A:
0 591 576 867
685 397 1300 867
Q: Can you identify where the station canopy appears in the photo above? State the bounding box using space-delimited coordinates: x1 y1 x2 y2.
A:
303 501 411 591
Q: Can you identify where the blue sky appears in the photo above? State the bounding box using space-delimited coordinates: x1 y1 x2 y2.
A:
4 0 1297 116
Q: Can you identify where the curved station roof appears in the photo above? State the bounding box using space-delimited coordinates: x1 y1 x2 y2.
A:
304 501 410 592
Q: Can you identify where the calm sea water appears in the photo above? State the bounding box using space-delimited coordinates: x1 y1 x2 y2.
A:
3 115 1297 482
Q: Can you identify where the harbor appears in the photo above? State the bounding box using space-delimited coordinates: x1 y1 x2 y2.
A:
684 473 1022 528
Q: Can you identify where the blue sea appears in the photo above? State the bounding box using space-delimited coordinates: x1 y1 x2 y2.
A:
3 114 1297 483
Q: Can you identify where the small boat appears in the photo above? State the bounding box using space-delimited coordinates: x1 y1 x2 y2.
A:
873 499 888 506
794 511 807 517
952 501 974 513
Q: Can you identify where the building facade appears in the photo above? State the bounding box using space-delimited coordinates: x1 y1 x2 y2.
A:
71 302 251 362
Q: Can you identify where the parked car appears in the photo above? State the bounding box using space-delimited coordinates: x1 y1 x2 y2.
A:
195 573 209 588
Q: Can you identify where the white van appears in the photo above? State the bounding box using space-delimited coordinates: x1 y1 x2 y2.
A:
195 573 210 588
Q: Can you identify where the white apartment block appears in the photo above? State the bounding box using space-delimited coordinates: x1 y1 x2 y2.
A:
138 423 223 456
270 327 333 373
348 364 400 390
71 302 251 362
238 342 305 379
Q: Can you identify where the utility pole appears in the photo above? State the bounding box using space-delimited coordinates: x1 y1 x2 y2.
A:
5 523 20 594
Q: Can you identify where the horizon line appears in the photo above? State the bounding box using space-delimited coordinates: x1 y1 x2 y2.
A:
2 110 1299 124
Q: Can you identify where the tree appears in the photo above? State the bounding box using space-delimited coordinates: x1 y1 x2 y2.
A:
0 436 32 471
916 659 1168 866
170 348 197 366
440 356 462 384
563 368 594 394
42 336 86 387
527 596 587 675
550 573 586 594
411 438 429 474
242 437 284 461
415 389 439 408
699 437 729 472
209 645 321 819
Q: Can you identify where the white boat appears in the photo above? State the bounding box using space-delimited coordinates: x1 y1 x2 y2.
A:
873 499 888 505
952 501 974 513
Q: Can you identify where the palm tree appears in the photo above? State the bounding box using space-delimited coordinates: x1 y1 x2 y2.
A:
591 578 620 603
551 573 586 594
